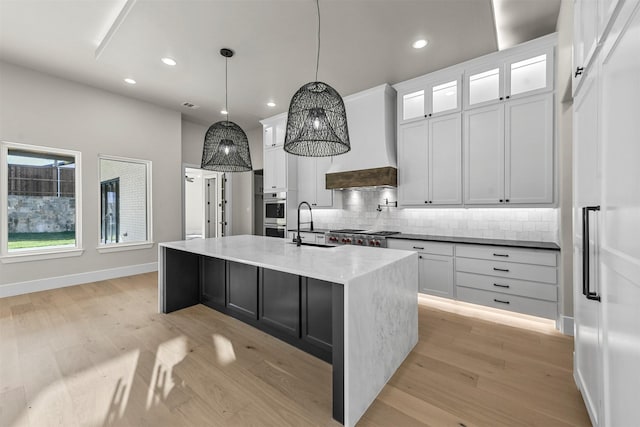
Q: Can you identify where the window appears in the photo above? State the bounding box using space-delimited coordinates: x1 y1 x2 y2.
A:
97 155 152 252
1 141 83 262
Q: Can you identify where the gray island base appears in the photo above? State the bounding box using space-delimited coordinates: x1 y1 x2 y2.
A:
158 235 418 427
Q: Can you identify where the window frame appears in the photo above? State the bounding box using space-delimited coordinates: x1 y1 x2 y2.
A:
96 154 153 253
0 141 83 263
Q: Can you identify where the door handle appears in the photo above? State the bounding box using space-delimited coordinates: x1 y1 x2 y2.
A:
582 206 601 302
493 267 509 272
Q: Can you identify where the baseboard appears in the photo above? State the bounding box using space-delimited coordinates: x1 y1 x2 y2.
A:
0 262 158 298
559 315 575 336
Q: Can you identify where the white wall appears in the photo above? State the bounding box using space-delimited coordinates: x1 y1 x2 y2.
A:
0 61 182 287
313 189 559 242
556 0 574 322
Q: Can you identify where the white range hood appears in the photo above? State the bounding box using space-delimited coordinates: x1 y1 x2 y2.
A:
325 84 397 189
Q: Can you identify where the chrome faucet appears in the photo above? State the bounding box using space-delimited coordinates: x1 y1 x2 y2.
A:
296 201 314 246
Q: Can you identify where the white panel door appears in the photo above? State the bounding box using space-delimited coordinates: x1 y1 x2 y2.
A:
464 104 505 204
573 0 599 93
264 147 286 191
600 4 640 425
315 156 333 207
398 121 429 206
419 254 454 298
297 155 316 204
505 94 554 204
573 54 602 427
429 113 462 205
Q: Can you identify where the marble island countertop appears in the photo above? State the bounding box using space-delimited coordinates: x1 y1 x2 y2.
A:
160 235 416 285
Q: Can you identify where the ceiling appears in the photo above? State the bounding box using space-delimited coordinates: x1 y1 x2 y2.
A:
0 0 560 132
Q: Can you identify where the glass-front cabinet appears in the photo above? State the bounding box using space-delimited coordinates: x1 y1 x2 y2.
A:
465 46 553 109
399 73 461 124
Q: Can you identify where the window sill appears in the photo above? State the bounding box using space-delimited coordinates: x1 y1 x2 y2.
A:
0 248 84 264
96 242 154 253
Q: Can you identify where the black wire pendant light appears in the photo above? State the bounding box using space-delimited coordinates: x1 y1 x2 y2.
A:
283 0 350 157
201 48 253 172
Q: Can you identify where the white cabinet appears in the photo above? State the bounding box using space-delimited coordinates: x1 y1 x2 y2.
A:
398 113 462 206
261 114 297 193
387 239 454 298
263 116 286 148
465 47 553 109
399 73 461 124
464 93 553 205
573 0 599 93
297 156 337 208
263 147 286 191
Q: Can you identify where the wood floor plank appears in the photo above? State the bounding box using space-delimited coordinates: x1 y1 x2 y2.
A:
0 272 589 427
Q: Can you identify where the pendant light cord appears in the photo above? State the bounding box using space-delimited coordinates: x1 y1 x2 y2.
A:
225 55 229 123
315 0 320 82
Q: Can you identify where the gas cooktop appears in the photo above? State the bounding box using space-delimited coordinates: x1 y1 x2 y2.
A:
329 229 400 236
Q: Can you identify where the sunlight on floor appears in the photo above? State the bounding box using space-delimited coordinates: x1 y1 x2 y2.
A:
212 333 236 366
419 294 560 335
146 336 189 410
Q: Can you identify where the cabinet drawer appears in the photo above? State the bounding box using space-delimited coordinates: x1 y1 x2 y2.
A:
455 257 557 284
455 244 557 266
387 239 454 256
456 286 557 319
456 271 557 301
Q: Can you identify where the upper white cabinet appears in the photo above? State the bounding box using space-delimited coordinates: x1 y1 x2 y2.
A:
573 0 599 93
262 114 286 148
464 93 553 205
297 156 337 208
465 46 553 109
399 73 461 124
398 113 462 206
261 113 297 192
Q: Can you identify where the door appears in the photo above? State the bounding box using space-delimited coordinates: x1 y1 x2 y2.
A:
429 113 462 205
464 103 505 204
419 254 454 298
573 0 599 92
315 156 333 207
505 94 554 204
599 4 640 425
100 178 119 243
205 177 217 238
573 59 602 427
260 269 300 337
398 121 428 206
297 156 316 205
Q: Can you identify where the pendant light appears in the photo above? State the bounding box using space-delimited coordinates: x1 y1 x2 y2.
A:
201 48 253 172
283 0 350 157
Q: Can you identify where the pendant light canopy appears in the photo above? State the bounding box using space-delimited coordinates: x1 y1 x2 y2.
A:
284 0 350 157
201 48 252 172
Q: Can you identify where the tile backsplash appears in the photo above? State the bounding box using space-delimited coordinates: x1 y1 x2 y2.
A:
311 189 559 243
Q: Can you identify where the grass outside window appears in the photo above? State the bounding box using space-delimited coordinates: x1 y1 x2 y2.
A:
8 231 75 250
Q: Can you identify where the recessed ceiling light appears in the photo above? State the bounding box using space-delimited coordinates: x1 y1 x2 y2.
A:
124 78 136 85
161 57 177 66
267 101 276 107
412 39 428 49
220 110 228 115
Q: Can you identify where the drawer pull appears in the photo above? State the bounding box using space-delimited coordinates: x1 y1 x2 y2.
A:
492 253 509 257
493 283 510 288
413 246 425 250
493 267 510 272
494 298 510 304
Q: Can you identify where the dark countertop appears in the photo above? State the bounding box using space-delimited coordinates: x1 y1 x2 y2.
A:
389 233 560 251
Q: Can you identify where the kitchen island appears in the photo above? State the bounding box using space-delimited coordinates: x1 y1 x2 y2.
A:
158 235 418 427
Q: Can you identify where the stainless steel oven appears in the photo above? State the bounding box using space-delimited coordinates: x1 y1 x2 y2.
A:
264 224 286 238
264 192 286 226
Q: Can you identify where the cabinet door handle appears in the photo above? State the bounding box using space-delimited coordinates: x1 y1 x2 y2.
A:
271 186 276 188
575 66 584 77
499 97 504 100
499 199 504 203
493 267 510 272
492 253 509 257
505 199 510 203
413 246 425 250
494 298 510 304
418 255 423 259
493 283 510 288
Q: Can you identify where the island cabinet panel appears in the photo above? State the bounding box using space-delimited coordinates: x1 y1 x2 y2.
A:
259 269 300 337
226 261 259 321
201 257 226 310
302 278 333 354
163 248 200 313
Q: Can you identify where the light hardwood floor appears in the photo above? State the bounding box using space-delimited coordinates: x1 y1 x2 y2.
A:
0 272 590 427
